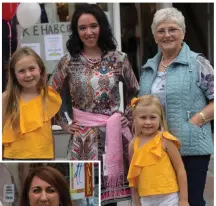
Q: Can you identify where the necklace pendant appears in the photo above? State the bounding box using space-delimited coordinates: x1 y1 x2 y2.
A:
163 67 168 72
160 56 176 71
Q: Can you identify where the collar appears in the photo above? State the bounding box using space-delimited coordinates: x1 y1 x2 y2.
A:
141 42 191 72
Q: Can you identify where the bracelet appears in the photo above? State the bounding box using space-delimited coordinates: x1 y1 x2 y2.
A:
199 112 207 124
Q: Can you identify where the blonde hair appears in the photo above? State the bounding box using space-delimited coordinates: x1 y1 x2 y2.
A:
132 95 168 136
5 47 48 130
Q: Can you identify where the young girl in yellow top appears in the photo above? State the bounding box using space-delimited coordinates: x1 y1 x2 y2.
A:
2 47 62 160
127 95 189 206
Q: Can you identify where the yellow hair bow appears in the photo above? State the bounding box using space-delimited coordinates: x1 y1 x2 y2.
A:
130 97 139 108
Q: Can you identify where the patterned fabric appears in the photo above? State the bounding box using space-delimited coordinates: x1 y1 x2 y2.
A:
151 71 167 109
49 50 139 204
151 55 214 109
197 56 214 99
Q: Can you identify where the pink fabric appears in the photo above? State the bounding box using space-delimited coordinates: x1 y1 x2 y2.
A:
73 108 133 190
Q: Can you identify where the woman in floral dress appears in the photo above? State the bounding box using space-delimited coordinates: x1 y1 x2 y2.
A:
49 4 139 205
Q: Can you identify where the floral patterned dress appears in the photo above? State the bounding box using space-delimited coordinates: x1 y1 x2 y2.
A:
49 50 139 204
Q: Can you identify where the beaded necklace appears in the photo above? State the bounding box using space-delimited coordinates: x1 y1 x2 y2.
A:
81 52 101 63
160 56 176 72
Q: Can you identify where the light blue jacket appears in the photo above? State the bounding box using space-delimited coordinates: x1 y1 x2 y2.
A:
139 42 213 156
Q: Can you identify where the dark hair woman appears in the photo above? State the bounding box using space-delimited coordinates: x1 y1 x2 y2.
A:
66 3 116 56
49 3 139 205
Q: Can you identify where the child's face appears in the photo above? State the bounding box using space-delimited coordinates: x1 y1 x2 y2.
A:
134 105 160 137
14 55 41 91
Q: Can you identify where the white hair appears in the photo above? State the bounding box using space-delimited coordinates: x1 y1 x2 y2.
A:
151 7 186 35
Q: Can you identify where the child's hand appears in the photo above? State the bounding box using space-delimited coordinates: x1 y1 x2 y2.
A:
179 200 189 206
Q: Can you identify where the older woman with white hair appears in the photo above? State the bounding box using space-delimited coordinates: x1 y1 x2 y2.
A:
139 7 214 206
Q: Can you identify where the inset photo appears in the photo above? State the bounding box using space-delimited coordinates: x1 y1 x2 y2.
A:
0 162 100 206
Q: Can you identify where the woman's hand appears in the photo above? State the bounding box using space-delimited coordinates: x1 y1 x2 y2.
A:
190 100 214 127
61 120 79 134
120 115 131 128
189 113 203 127
118 111 130 127
179 200 189 206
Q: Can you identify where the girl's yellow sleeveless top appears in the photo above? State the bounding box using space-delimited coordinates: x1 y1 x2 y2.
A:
127 131 180 196
3 87 62 159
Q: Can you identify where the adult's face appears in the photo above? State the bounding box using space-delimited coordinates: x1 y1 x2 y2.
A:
154 22 184 54
77 13 100 50
28 176 60 206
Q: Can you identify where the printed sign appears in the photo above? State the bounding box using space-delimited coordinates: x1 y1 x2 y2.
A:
3 184 14 202
17 23 70 74
85 163 93 197
21 43 41 57
70 163 94 200
21 23 70 37
44 34 64 61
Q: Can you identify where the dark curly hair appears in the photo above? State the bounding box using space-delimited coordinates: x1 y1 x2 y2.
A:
66 3 117 57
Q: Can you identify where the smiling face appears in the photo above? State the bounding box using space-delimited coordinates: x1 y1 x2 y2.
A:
14 55 41 92
77 13 100 50
28 176 60 206
134 105 161 137
154 22 185 54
